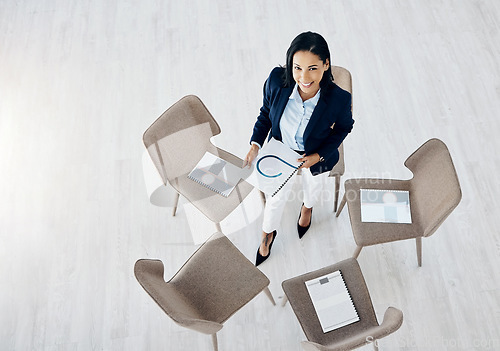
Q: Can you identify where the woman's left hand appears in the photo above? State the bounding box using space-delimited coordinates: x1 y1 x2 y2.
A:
297 153 321 169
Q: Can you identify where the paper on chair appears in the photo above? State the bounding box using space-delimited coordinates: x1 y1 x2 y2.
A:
360 189 412 223
305 270 359 333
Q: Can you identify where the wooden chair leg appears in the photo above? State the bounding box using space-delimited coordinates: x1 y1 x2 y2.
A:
333 175 341 213
172 192 180 216
211 333 218 351
353 245 363 259
416 237 422 267
263 286 276 305
336 193 347 217
281 294 288 307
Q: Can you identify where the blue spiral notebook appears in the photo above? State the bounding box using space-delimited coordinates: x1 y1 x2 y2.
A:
245 138 304 197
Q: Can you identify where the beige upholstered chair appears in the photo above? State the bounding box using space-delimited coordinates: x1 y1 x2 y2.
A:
328 66 352 213
134 232 275 351
336 138 462 266
282 258 403 351
143 95 254 231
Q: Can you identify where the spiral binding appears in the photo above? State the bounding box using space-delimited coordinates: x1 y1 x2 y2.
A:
271 161 305 197
338 269 359 318
187 174 229 197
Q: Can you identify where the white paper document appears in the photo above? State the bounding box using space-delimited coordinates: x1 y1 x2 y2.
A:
305 270 359 333
188 152 243 197
360 189 412 223
245 138 303 197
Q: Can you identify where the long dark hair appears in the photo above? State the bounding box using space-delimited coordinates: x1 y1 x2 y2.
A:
282 31 334 88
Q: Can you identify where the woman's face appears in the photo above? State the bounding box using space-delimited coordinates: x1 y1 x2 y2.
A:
292 50 329 101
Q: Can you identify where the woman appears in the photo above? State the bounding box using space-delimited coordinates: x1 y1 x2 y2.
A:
244 32 354 266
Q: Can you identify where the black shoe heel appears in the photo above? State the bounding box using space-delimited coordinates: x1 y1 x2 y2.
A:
255 230 277 266
297 204 312 239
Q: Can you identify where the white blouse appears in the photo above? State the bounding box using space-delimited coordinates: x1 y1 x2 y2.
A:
279 84 321 152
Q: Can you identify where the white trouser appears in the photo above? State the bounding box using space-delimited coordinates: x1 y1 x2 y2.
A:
261 168 327 234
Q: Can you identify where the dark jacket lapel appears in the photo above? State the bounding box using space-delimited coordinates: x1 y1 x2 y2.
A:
270 85 293 141
303 96 327 148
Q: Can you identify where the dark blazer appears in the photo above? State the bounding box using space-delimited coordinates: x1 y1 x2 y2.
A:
250 67 354 175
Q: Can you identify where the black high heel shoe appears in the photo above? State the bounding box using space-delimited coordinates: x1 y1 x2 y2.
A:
255 231 277 266
297 203 312 239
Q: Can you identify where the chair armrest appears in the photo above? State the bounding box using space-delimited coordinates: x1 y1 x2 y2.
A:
377 306 404 336
300 307 403 351
363 306 403 343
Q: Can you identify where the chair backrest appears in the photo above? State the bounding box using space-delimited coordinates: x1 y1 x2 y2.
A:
134 259 207 327
332 66 352 97
143 95 221 184
329 66 352 177
404 138 462 237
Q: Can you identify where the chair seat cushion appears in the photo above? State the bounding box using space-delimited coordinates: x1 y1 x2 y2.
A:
168 146 254 223
171 175 253 224
282 258 378 346
344 178 422 246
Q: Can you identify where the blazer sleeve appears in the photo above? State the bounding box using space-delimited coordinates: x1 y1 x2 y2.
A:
250 68 280 147
315 93 354 161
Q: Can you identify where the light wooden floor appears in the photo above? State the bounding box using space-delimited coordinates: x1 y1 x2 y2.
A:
1 0 500 350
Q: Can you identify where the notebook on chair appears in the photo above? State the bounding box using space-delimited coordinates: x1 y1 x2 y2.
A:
305 270 360 333
188 152 243 197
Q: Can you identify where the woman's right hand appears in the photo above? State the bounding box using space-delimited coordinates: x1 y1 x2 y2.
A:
243 144 260 168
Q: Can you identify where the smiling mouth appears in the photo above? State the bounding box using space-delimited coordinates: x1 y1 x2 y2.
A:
301 82 313 88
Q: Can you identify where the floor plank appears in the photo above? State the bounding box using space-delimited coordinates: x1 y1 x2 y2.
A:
1 0 500 350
